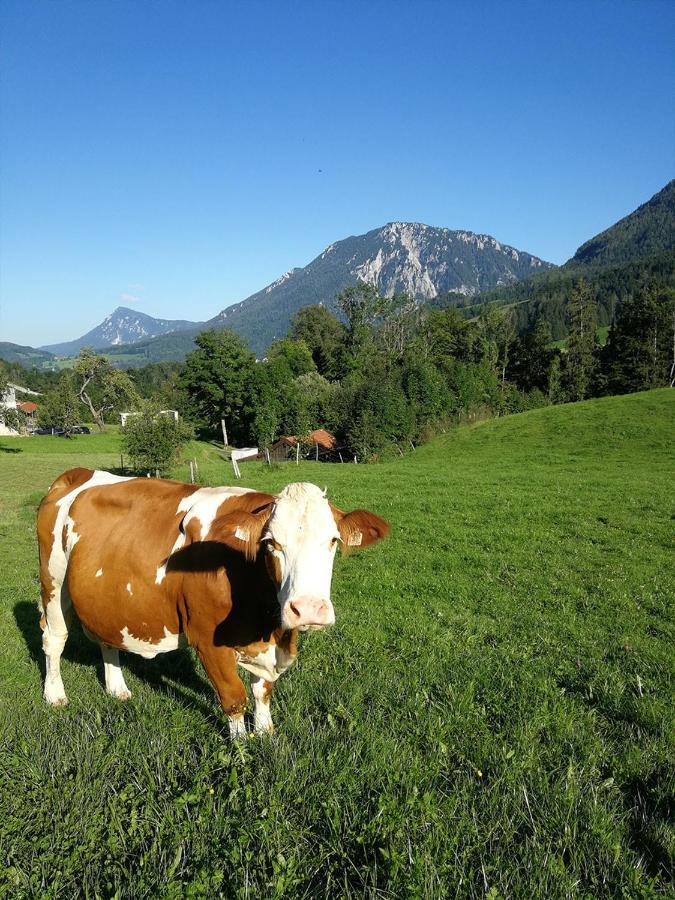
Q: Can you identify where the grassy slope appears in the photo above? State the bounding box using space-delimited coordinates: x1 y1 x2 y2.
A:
0 391 673 898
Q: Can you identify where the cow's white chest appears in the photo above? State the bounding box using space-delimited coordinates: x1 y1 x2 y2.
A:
235 643 296 682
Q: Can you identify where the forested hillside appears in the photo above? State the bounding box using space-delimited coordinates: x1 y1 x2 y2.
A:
473 181 675 339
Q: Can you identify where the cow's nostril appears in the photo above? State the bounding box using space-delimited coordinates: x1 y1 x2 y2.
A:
289 602 301 620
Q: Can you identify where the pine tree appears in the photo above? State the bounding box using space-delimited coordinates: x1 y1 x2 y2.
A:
566 279 597 400
602 286 675 393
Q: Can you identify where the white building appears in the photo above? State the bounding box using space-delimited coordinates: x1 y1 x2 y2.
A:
0 383 42 436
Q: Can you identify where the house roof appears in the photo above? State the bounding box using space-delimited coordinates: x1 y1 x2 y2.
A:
272 429 336 451
307 429 336 448
18 401 38 413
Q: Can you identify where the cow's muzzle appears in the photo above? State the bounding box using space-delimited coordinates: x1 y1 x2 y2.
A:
282 596 335 630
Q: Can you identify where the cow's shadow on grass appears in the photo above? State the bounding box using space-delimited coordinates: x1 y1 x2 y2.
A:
13 601 223 726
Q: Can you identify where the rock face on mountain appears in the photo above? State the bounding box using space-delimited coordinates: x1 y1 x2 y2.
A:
207 222 553 353
40 307 201 356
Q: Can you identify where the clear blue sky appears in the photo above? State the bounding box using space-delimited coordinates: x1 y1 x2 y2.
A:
1 0 673 347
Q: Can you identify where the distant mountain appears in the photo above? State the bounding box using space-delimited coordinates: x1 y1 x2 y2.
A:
205 222 553 354
0 342 56 367
40 307 201 356
565 180 675 270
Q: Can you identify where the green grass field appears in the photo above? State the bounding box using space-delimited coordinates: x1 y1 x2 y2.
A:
1 390 673 898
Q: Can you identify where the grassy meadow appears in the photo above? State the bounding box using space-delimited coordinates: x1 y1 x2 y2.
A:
0 390 673 898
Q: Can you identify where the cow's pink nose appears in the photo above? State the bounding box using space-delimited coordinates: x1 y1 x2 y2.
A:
283 596 335 629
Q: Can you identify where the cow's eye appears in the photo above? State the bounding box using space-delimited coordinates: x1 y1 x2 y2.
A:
330 536 339 548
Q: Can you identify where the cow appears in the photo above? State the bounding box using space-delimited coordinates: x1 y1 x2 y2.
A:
36 468 389 737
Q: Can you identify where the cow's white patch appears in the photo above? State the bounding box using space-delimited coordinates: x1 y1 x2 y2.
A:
47 470 133 604
236 644 279 682
43 470 133 706
126 582 133 595
236 641 297 682
120 626 186 659
179 485 254 541
95 568 103 578
228 714 246 740
64 516 80 553
101 644 132 700
251 677 274 733
155 486 255 584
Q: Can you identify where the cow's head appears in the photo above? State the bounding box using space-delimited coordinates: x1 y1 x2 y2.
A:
212 483 389 631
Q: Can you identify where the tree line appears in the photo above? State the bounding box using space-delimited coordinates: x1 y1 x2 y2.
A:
2 277 673 465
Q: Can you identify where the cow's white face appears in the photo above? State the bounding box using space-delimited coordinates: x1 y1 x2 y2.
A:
211 481 389 631
261 483 339 631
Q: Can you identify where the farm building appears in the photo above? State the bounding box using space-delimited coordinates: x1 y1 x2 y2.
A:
0 383 41 435
266 429 343 462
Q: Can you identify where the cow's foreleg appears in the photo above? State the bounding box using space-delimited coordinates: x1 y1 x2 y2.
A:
194 644 248 739
100 644 132 700
251 677 275 734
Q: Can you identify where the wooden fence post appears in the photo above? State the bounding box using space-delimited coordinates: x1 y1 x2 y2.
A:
189 460 195 484
296 443 300 465
221 419 228 447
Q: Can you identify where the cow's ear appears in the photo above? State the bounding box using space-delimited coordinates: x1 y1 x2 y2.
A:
332 506 390 551
209 507 272 560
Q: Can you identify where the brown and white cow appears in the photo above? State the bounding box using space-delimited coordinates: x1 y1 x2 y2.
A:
37 468 388 736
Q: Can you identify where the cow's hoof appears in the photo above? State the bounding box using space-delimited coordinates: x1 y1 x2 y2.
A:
108 689 132 701
44 694 68 707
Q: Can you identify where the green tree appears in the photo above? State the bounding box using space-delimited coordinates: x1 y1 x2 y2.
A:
602 286 675 393
179 330 258 443
509 318 555 392
547 354 565 404
74 348 138 432
289 305 346 380
121 403 194 474
375 293 420 366
37 372 81 436
420 308 478 370
336 283 381 371
565 279 597 401
266 338 316 380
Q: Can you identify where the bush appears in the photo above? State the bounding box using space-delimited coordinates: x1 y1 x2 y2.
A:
121 403 194 474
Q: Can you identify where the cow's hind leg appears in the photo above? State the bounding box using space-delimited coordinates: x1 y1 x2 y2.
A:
41 592 72 706
100 644 132 700
251 677 275 734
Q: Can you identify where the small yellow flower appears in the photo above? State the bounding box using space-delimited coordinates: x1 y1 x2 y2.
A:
476 770 483 778
209 788 215 795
